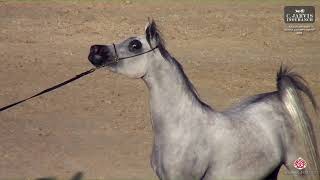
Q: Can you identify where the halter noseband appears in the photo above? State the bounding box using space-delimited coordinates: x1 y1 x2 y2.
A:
111 43 158 64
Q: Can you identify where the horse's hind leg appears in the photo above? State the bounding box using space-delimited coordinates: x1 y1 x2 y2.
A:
281 118 319 180
264 164 282 180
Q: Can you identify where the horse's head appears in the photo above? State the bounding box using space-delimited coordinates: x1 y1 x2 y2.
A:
88 19 163 78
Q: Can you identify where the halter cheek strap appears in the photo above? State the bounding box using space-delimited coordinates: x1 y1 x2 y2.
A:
113 43 119 63
111 43 158 64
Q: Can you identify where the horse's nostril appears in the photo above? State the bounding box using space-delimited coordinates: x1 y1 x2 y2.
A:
89 54 104 66
93 54 102 61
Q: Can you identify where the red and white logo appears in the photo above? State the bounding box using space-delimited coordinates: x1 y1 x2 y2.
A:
293 157 307 170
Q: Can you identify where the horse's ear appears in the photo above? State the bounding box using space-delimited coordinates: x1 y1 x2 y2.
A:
145 19 157 46
144 21 150 31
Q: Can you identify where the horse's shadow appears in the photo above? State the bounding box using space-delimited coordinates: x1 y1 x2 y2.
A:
36 171 83 180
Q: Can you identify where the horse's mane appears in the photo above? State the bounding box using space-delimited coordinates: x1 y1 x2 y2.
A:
146 20 212 110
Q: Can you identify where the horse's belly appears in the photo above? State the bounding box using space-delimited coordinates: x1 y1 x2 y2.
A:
209 154 281 179
207 138 282 179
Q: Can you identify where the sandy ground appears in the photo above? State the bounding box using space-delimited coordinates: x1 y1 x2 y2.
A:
0 0 319 179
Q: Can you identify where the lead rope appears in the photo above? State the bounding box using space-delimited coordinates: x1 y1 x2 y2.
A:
0 68 97 112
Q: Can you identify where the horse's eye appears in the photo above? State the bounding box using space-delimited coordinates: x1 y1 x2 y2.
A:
128 40 142 52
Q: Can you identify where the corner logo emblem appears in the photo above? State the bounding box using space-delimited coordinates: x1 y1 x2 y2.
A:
293 157 307 170
284 6 315 23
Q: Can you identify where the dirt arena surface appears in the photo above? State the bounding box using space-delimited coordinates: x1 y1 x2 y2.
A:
0 0 319 179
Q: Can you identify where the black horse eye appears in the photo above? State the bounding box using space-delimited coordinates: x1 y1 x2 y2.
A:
128 40 142 52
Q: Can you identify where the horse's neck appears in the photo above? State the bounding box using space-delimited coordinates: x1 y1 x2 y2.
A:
143 55 212 135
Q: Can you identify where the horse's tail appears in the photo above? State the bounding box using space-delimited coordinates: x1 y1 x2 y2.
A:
277 65 320 177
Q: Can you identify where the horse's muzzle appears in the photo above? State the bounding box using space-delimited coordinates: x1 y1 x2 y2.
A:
88 45 113 67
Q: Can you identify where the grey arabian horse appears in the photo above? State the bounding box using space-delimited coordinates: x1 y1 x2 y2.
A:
88 20 319 180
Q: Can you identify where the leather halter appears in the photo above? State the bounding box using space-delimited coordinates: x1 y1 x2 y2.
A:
110 43 158 64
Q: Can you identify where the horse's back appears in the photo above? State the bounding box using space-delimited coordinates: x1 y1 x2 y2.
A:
223 91 288 130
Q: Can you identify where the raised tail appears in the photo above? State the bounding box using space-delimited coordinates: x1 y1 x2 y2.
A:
277 65 320 177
